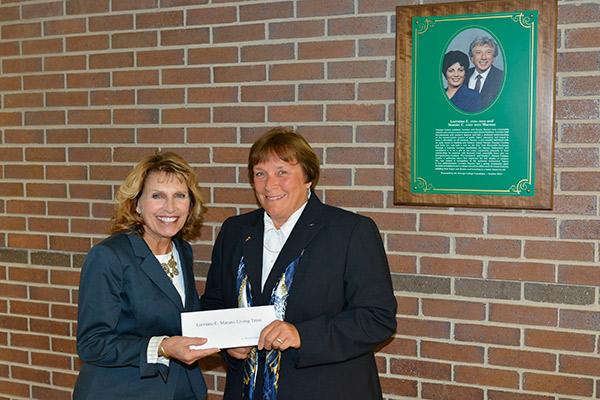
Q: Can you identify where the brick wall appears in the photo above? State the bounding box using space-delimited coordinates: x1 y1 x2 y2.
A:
1 0 599 399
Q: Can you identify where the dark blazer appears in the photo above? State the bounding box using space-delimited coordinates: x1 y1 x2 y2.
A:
201 194 397 400
451 84 481 113
74 232 207 400
467 64 504 109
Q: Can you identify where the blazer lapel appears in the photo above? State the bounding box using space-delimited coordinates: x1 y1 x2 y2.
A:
241 214 264 305
174 237 196 311
128 234 184 311
261 194 324 301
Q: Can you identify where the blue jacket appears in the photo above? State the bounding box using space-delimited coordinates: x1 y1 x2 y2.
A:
74 233 207 400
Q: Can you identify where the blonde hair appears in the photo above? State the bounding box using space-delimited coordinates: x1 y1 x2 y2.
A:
111 151 205 241
247 127 320 187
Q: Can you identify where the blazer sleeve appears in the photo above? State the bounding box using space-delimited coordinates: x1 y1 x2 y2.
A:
77 243 153 371
293 216 397 368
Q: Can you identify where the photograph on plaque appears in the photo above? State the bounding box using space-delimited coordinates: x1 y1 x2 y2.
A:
395 0 556 209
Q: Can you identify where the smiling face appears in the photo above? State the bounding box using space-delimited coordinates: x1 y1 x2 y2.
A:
471 44 495 73
252 155 311 229
136 171 190 253
445 62 466 89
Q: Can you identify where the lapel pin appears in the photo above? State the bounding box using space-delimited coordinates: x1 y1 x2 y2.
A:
245 235 252 242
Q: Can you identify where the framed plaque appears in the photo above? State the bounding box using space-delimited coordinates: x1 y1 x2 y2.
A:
394 0 557 209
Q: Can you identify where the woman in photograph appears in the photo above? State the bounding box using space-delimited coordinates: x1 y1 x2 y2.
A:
443 50 481 112
74 151 218 400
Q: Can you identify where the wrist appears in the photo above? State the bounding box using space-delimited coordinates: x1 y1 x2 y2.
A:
158 337 170 359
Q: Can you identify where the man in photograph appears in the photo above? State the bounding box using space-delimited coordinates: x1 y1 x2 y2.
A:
466 36 504 109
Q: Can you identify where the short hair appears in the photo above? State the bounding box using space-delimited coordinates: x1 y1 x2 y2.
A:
111 151 205 241
442 50 469 76
247 127 320 188
469 36 499 58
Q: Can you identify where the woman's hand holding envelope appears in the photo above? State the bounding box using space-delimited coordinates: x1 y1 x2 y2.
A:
161 336 220 365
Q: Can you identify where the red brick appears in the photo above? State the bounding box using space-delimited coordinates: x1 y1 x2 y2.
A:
560 219 600 239
553 194 596 215
162 67 210 85
23 73 64 90
489 348 556 371
299 40 354 60
388 233 449 254
112 0 158 11
329 60 387 78
89 52 134 69
297 0 354 17
187 6 236 25
0 5 19 22
89 14 132 31
269 20 325 39
6 200 45 215
11 333 50 350
44 55 86 71
559 264 600 286
138 88 184 104
327 104 385 121
113 70 158 86
114 108 159 124
8 233 47 249
0 216 25 231
354 168 392 186
4 92 44 108
213 106 264 123
69 183 113 200
456 366 519 389
488 216 556 237
297 83 354 101
89 128 134 144
46 166 87 180
188 127 237 143
26 183 67 198
26 148 66 162
359 37 395 57
10 300 49 317
22 38 63 55
44 18 86 35
269 105 323 122
2 22 41 39
241 43 294 63
5 164 44 179
3 57 42 73
46 91 88 107
162 108 210 124
380 377 417 398
137 128 184 143
563 76 600 97
214 187 256 205
329 16 387 35
270 62 324 80
161 27 209 46
0 40 19 57
524 240 594 261
213 23 265 43
31 351 71 369
523 372 592 397
490 304 557 326
240 1 293 21
66 34 109 52
423 299 485 320
112 31 157 49
561 309 600 331
137 49 184 66
214 65 266 83
456 237 521 258
47 201 89 217
66 0 109 15
31 387 71 400
455 324 520 346
421 341 484 364
67 72 110 88
0 76 21 91
556 99 600 120
420 257 483 278
0 112 23 126
136 10 182 28
557 51 600 73
189 87 238 103
326 189 384 208
488 261 555 283
69 147 111 162
525 328 594 352
391 358 451 380
358 82 394 100
188 46 238 65
422 383 483 400
67 109 110 125
421 214 483 234
48 235 91 252
89 89 133 105
0 379 30 398
565 27 600 48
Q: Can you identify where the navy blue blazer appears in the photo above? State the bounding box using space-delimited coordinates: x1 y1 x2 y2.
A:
201 193 397 400
74 232 207 400
467 64 504 109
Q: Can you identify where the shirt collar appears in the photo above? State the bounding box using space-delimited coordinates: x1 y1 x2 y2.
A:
263 192 310 238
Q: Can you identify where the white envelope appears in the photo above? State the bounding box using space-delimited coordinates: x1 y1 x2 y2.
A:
181 305 277 349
